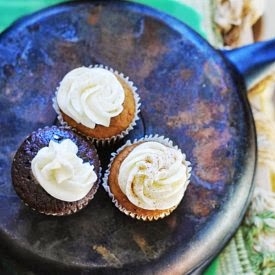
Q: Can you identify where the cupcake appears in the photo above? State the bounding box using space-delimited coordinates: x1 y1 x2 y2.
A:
103 135 192 221
53 65 140 144
11 126 101 216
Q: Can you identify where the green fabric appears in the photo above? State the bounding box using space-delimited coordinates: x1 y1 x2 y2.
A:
0 0 204 36
130 0 205 37
0 0 69 32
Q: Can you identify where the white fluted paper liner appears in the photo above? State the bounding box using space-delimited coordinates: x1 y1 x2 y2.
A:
102 134 192 221
52 64 141 146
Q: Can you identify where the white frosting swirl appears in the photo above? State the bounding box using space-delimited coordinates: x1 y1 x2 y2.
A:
118 141 191 210
57 67 125 128
31 139 97 202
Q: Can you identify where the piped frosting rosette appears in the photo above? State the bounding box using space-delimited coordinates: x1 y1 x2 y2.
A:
103 135 192 221
31 138 98 202
53 65 141 145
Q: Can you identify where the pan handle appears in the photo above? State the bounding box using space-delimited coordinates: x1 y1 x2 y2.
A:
222 38 275 88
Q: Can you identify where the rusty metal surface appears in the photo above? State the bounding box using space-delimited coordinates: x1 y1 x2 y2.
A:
0 1 256 274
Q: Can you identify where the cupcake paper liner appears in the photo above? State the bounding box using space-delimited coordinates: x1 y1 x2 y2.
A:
52 64 141 146
12 125 102 216
102 134 192 221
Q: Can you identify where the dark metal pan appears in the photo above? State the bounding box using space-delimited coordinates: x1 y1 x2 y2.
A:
0 1 274 274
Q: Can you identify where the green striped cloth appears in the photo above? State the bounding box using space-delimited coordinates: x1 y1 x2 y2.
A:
1 1 275 275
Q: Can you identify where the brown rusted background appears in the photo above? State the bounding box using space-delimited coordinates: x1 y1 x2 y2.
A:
0 1 256 274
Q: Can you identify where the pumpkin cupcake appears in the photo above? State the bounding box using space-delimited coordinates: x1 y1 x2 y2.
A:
103 135 192 221
53 65 140 144
11 126 101 216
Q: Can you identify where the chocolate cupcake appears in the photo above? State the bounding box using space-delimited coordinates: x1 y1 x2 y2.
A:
53 65 140 144
11 126 101 216
103 135 192 221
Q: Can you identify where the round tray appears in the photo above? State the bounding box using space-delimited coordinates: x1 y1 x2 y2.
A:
0 1 256 274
